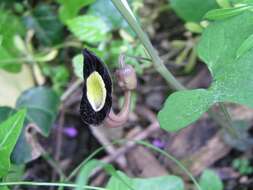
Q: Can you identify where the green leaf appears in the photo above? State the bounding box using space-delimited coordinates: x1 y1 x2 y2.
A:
11 87 59 164
236 33 253 58
204 5 251 20
158 89 213 131
23 4 64 46
0 185 9 190
199 169 223 190
0 8 25 54
72 54 83 79
106 171 184 190
75 160 99 190
198 11 253 106
4 164 25 182
0 109 26 178
76 159 131 190
0 8 25 73
47 65 70 95
217 0 232 8
170 0 219 22
158 11 253 132
0 46 21 73
16 87 59 135
88 0 128 30
67 15 109 44
57 0 95 23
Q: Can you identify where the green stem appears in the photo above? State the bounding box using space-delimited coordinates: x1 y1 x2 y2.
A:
138 141 202 190
0 181 106 190
111 0 185 90
66 145 106 181
42 153 66 179
65 139 201 190
111 0 237 138
218 102 238 138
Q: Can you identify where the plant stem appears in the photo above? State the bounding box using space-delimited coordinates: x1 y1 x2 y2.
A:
66 139 202 190
111 0 238 138
42 153 66 179
0 182 106 190
111 0 185 90
60 79 83 102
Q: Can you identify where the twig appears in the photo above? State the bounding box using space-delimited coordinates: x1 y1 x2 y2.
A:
89 126 127 168
42 153 66 179
51 110 65 189
89 106 160 177
60 79 82 102
101 122 159 165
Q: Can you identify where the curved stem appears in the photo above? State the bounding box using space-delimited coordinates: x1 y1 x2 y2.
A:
0 182 106 190
105 91 131 128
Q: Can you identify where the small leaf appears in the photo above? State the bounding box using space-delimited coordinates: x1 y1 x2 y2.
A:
106 171 184 190
204 5 251 20
16 87 59 136
23 4 64 46
57 0 95 23
199 169 223 190
236 33 253 58
0 109 26 178
158 89 213 131
0 46 21 73
88 0 128 30
72 54 83 79
67 15 109 44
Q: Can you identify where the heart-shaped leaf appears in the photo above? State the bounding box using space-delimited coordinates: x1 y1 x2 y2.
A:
158 10 253 131
10 87 59 164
